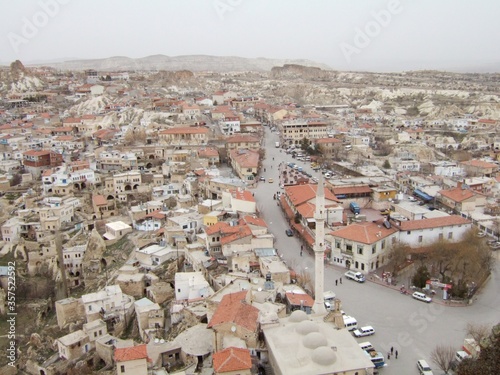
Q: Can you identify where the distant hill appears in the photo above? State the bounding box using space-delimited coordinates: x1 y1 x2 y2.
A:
28 54 332 72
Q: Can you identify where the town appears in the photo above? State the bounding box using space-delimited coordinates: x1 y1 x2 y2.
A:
0 59 499 375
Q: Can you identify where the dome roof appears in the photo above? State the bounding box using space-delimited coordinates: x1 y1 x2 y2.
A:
303 332 327 349
289 310 308 322
296 320 320 335
311 346 337 366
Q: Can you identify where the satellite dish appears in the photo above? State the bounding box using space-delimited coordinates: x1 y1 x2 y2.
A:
258 287 262 292
154 338 159 343
160 339 165 343
231 326 236 333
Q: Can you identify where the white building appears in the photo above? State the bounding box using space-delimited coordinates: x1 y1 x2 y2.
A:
174 272 214 301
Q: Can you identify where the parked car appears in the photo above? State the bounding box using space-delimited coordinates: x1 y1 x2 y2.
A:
285 229 293 237
412 292 432 303
268 178 274 183
416 359 434 375
353 326 375 337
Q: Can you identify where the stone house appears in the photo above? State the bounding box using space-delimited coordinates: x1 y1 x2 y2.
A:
114 344 149 375
207 290 259 352
57 330 91 361
175 272 214 302
134 298 165 341
55 297 85 329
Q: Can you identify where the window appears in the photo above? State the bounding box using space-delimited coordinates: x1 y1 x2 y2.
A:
381 240 386 249
357 246 363 255
335 240 341 249
448 232 453 239
439 233 443 240
372 245 376 254
346 244 352 252
418 235 423 243
120 365 125 373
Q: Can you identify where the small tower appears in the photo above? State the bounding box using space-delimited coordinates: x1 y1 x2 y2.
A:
313 174 326 314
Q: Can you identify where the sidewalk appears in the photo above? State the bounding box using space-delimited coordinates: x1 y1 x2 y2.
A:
325 260 469 307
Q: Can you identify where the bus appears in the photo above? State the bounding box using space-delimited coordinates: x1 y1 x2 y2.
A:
364 350 385 368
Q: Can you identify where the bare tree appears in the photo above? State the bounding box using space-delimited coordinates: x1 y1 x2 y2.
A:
465 323 490 344
387 242 410 277
431 345 456 374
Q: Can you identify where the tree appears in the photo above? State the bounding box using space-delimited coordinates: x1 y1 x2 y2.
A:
387 243 410 277
299 137 311 153
465 323 491 345
382 159 391 169
431 345 456 374
412 264 431 288
457 323 500 375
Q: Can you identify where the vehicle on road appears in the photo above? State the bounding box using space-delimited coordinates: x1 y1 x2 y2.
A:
285 229 293 237
343 315 358 331
364 350 385 368
275 141 280 148
455 350 469 363
353 326 375 337
345 270 366 283
349 202 361 215
416 359 434 375
259 176 265 181
412 291 432 303
268 178 274 183
359 341 375 353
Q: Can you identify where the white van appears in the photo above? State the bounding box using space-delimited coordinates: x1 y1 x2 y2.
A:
343 315 358 331
359 342 375 353
412 291 432 303
345 270 366 283
416 359 434 375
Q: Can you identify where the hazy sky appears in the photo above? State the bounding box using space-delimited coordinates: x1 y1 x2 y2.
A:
1 0 499 72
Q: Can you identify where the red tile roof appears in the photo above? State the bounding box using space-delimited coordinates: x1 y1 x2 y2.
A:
330 221 398 245
226 135 259 143
220 225 252 245
460 159 497 169
239 215 267 228
229 189 255 203
285 291 314 307
438 187 475 202
207 291 259 332
93 195 107 206
229 149 259 168
114 344 148 362
398 215 471 231
285 184 339 207
213 347 252 373
159 127 209 135
23 150 51 157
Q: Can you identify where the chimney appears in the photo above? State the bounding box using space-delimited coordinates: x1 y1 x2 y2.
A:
457 181 462 189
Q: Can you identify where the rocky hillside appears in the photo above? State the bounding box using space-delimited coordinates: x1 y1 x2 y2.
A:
29 54 332 72
270 64 330 80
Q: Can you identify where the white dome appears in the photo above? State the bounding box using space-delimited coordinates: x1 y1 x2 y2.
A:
303 332 327 349
296 320 320 335
289 310 308 322
311 346 337 366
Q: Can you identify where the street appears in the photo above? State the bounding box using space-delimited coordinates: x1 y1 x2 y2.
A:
253 126 500 374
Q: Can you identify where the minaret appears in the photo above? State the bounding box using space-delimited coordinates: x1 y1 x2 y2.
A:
313 173 326 314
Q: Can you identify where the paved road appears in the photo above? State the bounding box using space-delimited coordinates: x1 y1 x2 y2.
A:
253 126 500 375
